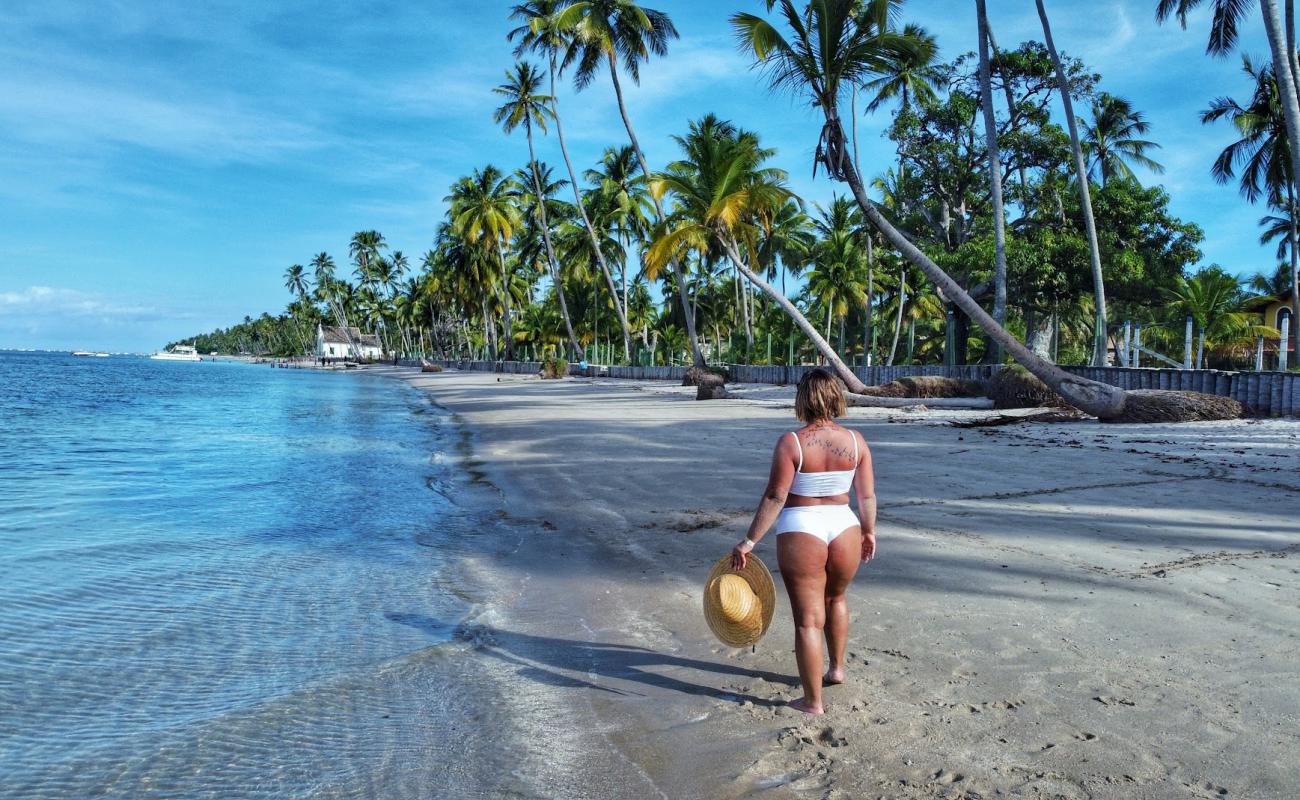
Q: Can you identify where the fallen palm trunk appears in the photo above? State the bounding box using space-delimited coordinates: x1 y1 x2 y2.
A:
1103 390 1243 423
952 410 1089 428
845 393 994 409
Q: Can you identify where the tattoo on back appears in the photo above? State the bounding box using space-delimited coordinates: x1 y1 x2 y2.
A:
801 429 853 460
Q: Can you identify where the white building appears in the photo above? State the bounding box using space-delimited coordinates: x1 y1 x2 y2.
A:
316 324 384 361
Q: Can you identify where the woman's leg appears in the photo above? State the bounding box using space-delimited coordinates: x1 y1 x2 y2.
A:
823 528 863 685
777 532 829 714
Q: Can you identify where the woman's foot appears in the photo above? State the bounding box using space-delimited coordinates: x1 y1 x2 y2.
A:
823 667 845 686
788 697 824 715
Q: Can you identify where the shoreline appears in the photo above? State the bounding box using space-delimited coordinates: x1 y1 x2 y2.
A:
371 366 1300 799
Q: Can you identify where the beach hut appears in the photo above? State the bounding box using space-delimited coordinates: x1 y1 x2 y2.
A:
315 324 383 361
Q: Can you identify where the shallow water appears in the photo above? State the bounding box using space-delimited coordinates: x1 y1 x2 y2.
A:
0 352 519 798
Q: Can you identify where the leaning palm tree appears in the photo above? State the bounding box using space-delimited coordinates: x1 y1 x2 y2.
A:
1084 93 1165 186
646 115 866 387
309 251 363 358
493 62 583 358
1035 0 1108 366
732 0 1233 419
509 2 637 362
552 0 708 366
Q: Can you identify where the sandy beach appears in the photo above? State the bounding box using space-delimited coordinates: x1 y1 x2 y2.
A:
374 366 1299 800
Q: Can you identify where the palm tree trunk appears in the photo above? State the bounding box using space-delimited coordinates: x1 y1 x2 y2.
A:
480 295 497 360
743 278 755 362
987 25 1031 201
829 108 1126 416
863 242 873 365
1291 201 1300 349
604 51 705 367
887 267 906 366
1037 0 1109 368
977 0 1008 363
721 238 866 392
1268 3 1300 352
524 119 582 359
546 55 631 363
494 242 516 360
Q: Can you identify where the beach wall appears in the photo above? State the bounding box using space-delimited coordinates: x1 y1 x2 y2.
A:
403 359 1300 418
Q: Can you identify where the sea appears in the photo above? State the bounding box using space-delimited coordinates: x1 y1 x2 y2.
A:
0 351 523 798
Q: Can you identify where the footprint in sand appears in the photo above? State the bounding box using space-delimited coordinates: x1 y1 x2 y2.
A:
930 768 965 785
1185 780 1229 798
815 726 847 748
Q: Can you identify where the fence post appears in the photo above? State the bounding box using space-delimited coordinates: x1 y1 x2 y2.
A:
1132 325 1142 369
1120 321 1131 368
1280 323 1290 372
1256 335 1265 371
1183 316 1193 369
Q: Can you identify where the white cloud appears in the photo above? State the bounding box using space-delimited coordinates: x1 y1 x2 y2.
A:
0 286 161 319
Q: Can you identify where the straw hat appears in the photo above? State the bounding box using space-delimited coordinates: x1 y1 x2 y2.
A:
703 553 776 647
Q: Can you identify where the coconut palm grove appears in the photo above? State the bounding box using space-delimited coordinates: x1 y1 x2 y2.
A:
180 1 1299 391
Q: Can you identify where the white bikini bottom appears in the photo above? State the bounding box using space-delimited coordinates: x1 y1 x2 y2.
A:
774 504 860 545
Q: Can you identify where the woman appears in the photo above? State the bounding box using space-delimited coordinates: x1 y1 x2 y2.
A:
730 368 877 715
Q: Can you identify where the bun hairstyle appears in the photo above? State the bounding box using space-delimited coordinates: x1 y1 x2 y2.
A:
794 367 846 423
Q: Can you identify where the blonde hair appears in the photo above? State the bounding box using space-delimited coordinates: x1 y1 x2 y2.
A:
794 368 846 423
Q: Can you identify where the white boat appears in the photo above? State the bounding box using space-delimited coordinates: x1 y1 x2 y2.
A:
150 344 202 362
72 351 110 357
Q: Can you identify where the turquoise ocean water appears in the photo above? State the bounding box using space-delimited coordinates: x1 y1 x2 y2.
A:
0 352 514 798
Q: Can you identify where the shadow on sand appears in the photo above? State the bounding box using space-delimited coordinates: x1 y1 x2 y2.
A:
387 612 794 707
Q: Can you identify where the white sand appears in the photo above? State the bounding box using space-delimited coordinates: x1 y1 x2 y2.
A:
376 366 1300 799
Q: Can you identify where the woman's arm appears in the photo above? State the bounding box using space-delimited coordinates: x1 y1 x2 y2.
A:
853 431 877 563
731 435 796 569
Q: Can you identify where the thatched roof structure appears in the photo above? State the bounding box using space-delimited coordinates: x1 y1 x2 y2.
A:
319 326 381 349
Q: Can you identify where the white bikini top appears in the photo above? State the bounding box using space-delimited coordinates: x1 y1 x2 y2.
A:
787 430 858 497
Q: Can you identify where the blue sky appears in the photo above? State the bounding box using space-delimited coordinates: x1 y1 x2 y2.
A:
0 0 1278 351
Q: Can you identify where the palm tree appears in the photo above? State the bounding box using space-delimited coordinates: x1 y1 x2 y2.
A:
1035 0 1108 367
1203 55 1300 350
493 61 583 359
1157 0 1300 359
552 0 707 366
1084 93 1165 186
309 251 363 358
446 166 522 360
976 0 1008 362
586 145 653 328
807 227 870 353
860 21 941 177
282 264 312 355
646 115 865 386
733 0 1130 415
1164 266 1272 368
509 1 638 362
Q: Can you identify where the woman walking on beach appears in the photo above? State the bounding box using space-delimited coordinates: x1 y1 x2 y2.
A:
731 368 876 714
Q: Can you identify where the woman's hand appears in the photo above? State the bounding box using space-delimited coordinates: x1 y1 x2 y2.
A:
731 539 754 570
861 530 877 564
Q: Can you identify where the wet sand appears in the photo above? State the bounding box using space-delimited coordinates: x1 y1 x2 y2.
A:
375 366 1300 800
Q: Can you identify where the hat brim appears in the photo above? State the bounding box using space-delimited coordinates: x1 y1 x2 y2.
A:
703 554 776 647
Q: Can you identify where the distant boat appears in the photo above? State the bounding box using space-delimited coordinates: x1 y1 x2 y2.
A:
150 344 202 362
72 351 110 358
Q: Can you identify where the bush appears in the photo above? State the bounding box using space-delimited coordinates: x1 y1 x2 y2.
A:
987 365 1067 409
540 356 568 380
